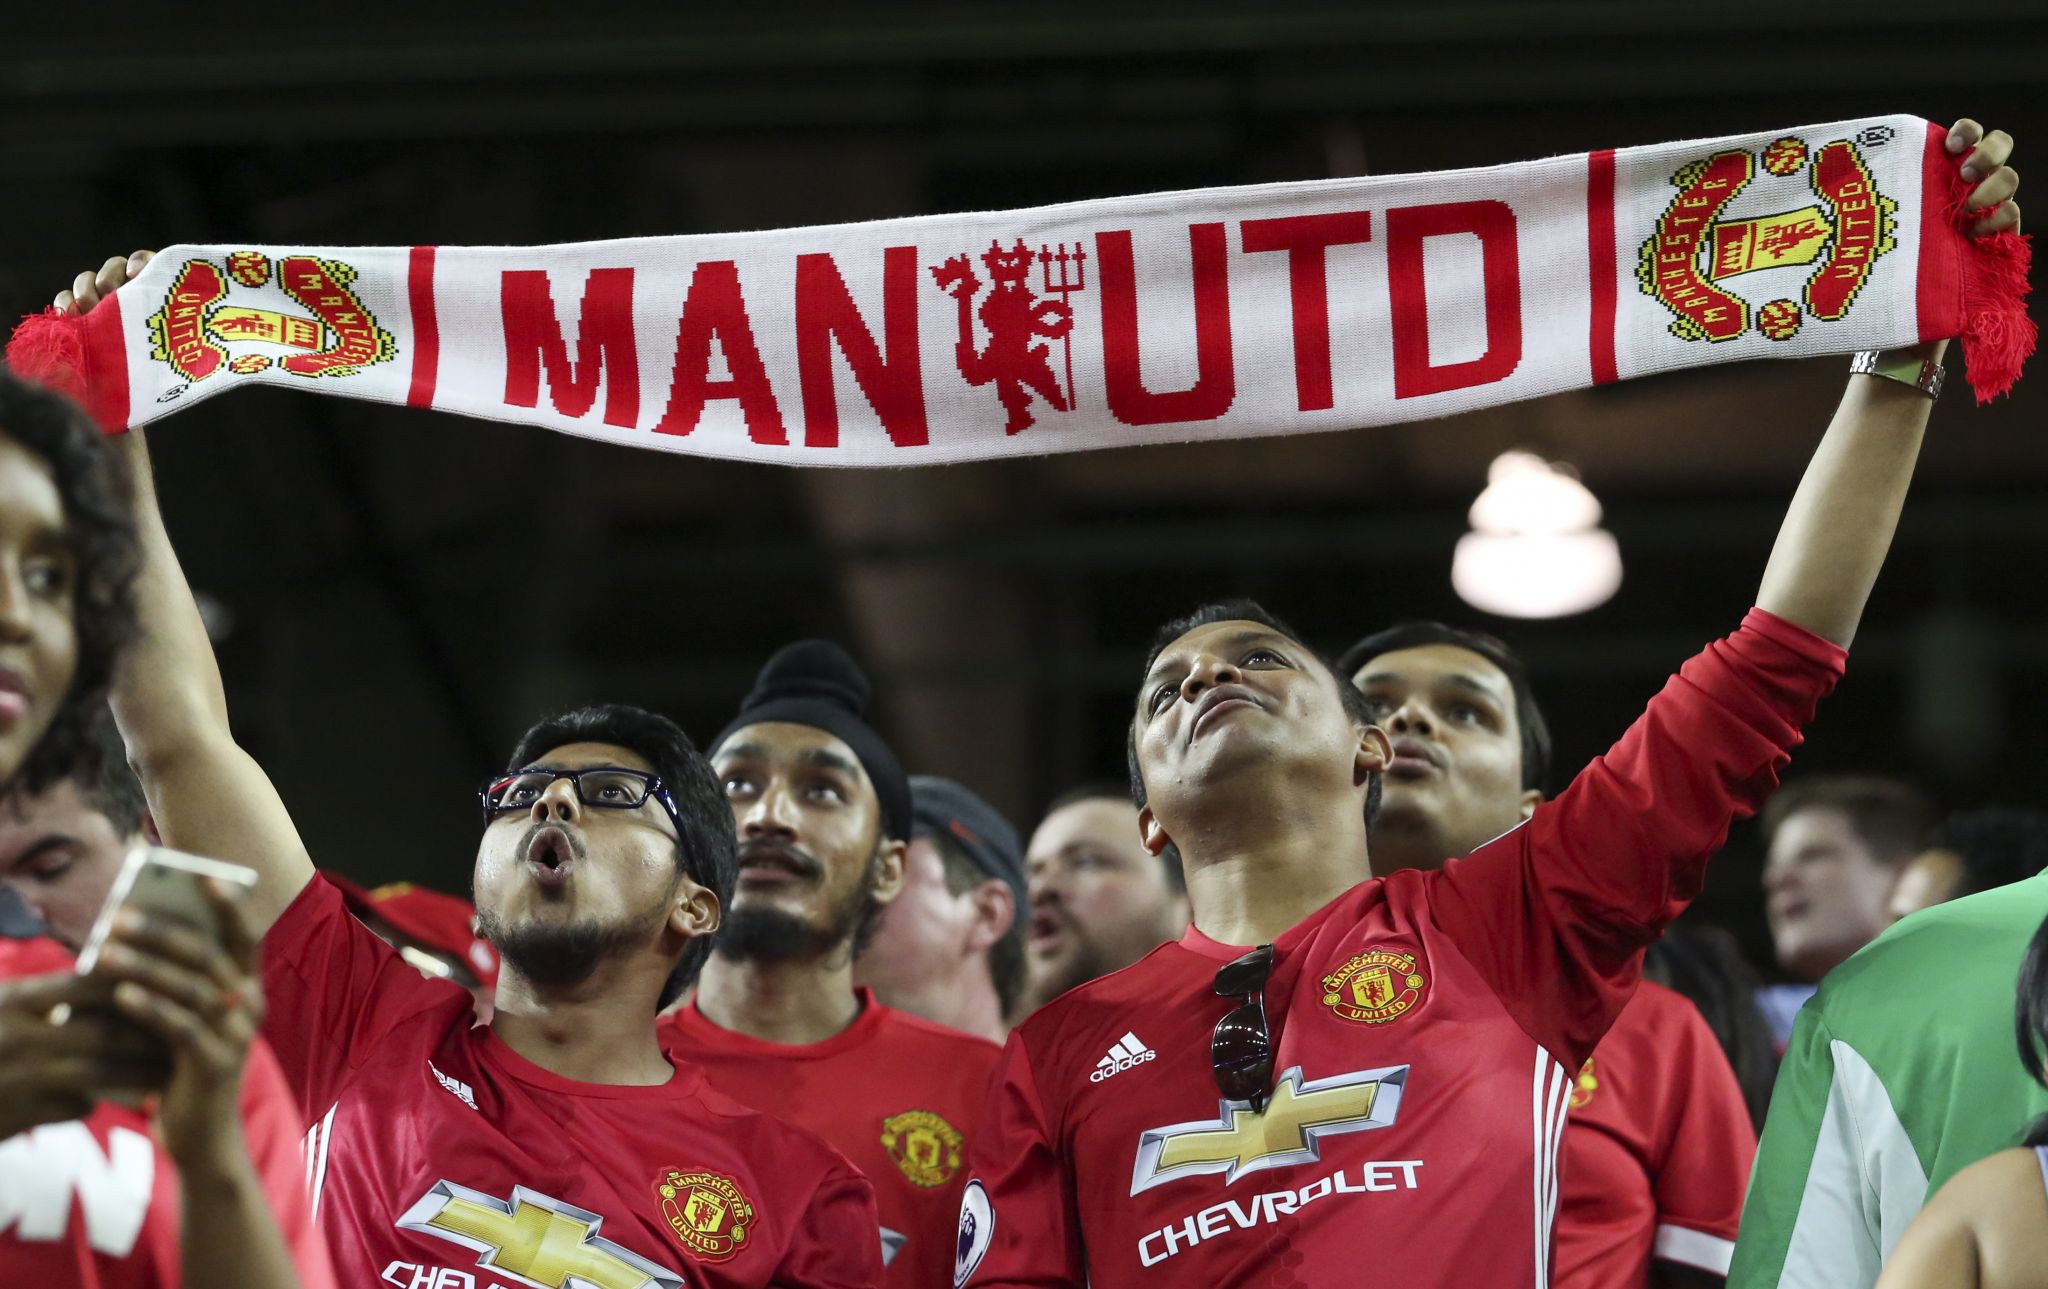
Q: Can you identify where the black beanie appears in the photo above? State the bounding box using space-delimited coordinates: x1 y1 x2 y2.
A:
712 640 912 842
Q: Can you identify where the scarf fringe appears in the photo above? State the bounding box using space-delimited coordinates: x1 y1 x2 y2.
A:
1945 175 2036 403
5 306 94 403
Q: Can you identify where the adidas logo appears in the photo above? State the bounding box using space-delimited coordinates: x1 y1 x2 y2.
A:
429 1060 478 1111
1090 1032 1156 1083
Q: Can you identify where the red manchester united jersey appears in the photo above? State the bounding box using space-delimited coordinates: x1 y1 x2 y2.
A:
662 991 1002 1289
0 937 335 1289
1555 979 1755 1287
959 611 1841 1289
263 876 881 1289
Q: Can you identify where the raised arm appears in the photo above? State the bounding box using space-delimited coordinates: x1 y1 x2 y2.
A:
61 252 318 933
1755 119 2020 648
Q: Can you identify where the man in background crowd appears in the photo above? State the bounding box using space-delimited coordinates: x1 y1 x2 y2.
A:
0 709 333 1287
1343 621 1756 1287
85 293 882 1289
1016 783 1188 1018
1887 807 2048 923
666 641 1001 1288
857 774 1024 1044
1758 776 1936 1042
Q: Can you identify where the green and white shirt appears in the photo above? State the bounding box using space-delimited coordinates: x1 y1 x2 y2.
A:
1729 871 2048 1288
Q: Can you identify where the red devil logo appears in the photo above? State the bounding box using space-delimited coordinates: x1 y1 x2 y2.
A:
931 240 1086 434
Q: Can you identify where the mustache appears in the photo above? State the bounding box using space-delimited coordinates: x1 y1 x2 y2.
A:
736 839 824 881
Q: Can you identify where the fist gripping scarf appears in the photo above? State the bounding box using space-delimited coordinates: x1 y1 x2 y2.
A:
9 115 2031 467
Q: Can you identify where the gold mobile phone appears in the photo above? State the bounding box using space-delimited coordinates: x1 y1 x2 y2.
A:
59 847 259 1102
74 845 260 975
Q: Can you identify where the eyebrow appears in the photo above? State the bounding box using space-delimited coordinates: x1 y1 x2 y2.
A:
1144 628 1291 691
714 742 863 780
796 747 863 779
1356 670 1508 705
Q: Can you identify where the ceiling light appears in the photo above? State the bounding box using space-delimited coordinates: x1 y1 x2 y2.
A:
1451 451 1622 619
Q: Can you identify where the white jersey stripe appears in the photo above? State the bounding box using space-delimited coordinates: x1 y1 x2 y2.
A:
1544 1059 1570 1274
1530 1048 1570 1289
1531 1048 1548 1289
306 1103 337 1220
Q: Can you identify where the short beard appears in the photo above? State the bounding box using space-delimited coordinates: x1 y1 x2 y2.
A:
717 848 880 965
477 908 652 990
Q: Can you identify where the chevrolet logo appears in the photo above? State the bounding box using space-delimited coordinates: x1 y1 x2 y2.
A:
1130 1064 1408 1194
397 1181 683 1289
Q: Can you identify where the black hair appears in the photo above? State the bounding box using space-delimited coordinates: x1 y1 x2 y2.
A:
1927 808 2048 902
2016 909 2048 1146
1644 924 1779 1133
1336 620 1552 794
926 827 1028 1017
1040 779 1185 893
1759 776 1938 865
506 704 735 1007
0 369 139 797
6 705 147 836
1126 600 1381 874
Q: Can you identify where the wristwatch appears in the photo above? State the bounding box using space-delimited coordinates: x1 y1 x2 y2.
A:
1850 348 1945 400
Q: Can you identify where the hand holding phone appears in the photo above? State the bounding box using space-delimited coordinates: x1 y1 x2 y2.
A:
73 847 266 1166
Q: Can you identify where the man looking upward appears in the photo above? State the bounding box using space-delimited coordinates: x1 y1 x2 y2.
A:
1342 621 1755 1288
73 253 882 1289
664 642 1002 1289
957 116 2016 1289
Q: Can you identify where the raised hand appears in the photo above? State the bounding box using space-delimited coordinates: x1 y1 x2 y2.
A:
55 250 154 315
1948 118 2021 236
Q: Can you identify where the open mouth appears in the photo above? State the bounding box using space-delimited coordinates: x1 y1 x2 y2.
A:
1028 911 1067 952
525 827 577 888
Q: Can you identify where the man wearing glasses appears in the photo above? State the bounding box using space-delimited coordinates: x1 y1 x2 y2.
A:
662 640 1003 1289
88 411 884 1286
958 118 2017 1289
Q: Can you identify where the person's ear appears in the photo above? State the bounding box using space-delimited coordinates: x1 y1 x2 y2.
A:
1355 724 1392 786
1139 807 1171 857
1518 789 1545 822
965 880 1015 952
669 877 720 939
871 838 909 907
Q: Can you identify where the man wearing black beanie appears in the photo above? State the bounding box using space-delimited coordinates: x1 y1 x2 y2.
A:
662 640 1002 1289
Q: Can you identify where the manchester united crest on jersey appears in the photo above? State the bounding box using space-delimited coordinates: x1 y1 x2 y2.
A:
653 1167 755 1263
1570 1055 1599 1109
1321 947 1426 1024
881 1109 965 1188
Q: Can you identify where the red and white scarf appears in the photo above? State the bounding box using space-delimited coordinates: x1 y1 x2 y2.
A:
9 114 2030 466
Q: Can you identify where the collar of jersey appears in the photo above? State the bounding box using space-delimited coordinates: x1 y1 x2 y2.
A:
1177 881 1361 963
473 1021 707 1100
676 985 890 1059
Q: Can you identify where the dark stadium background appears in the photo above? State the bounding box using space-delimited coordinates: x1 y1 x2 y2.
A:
3 1 2045 975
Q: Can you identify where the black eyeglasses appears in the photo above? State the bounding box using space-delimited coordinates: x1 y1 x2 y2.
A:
1211 943 1276 1112
479 767 683 837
